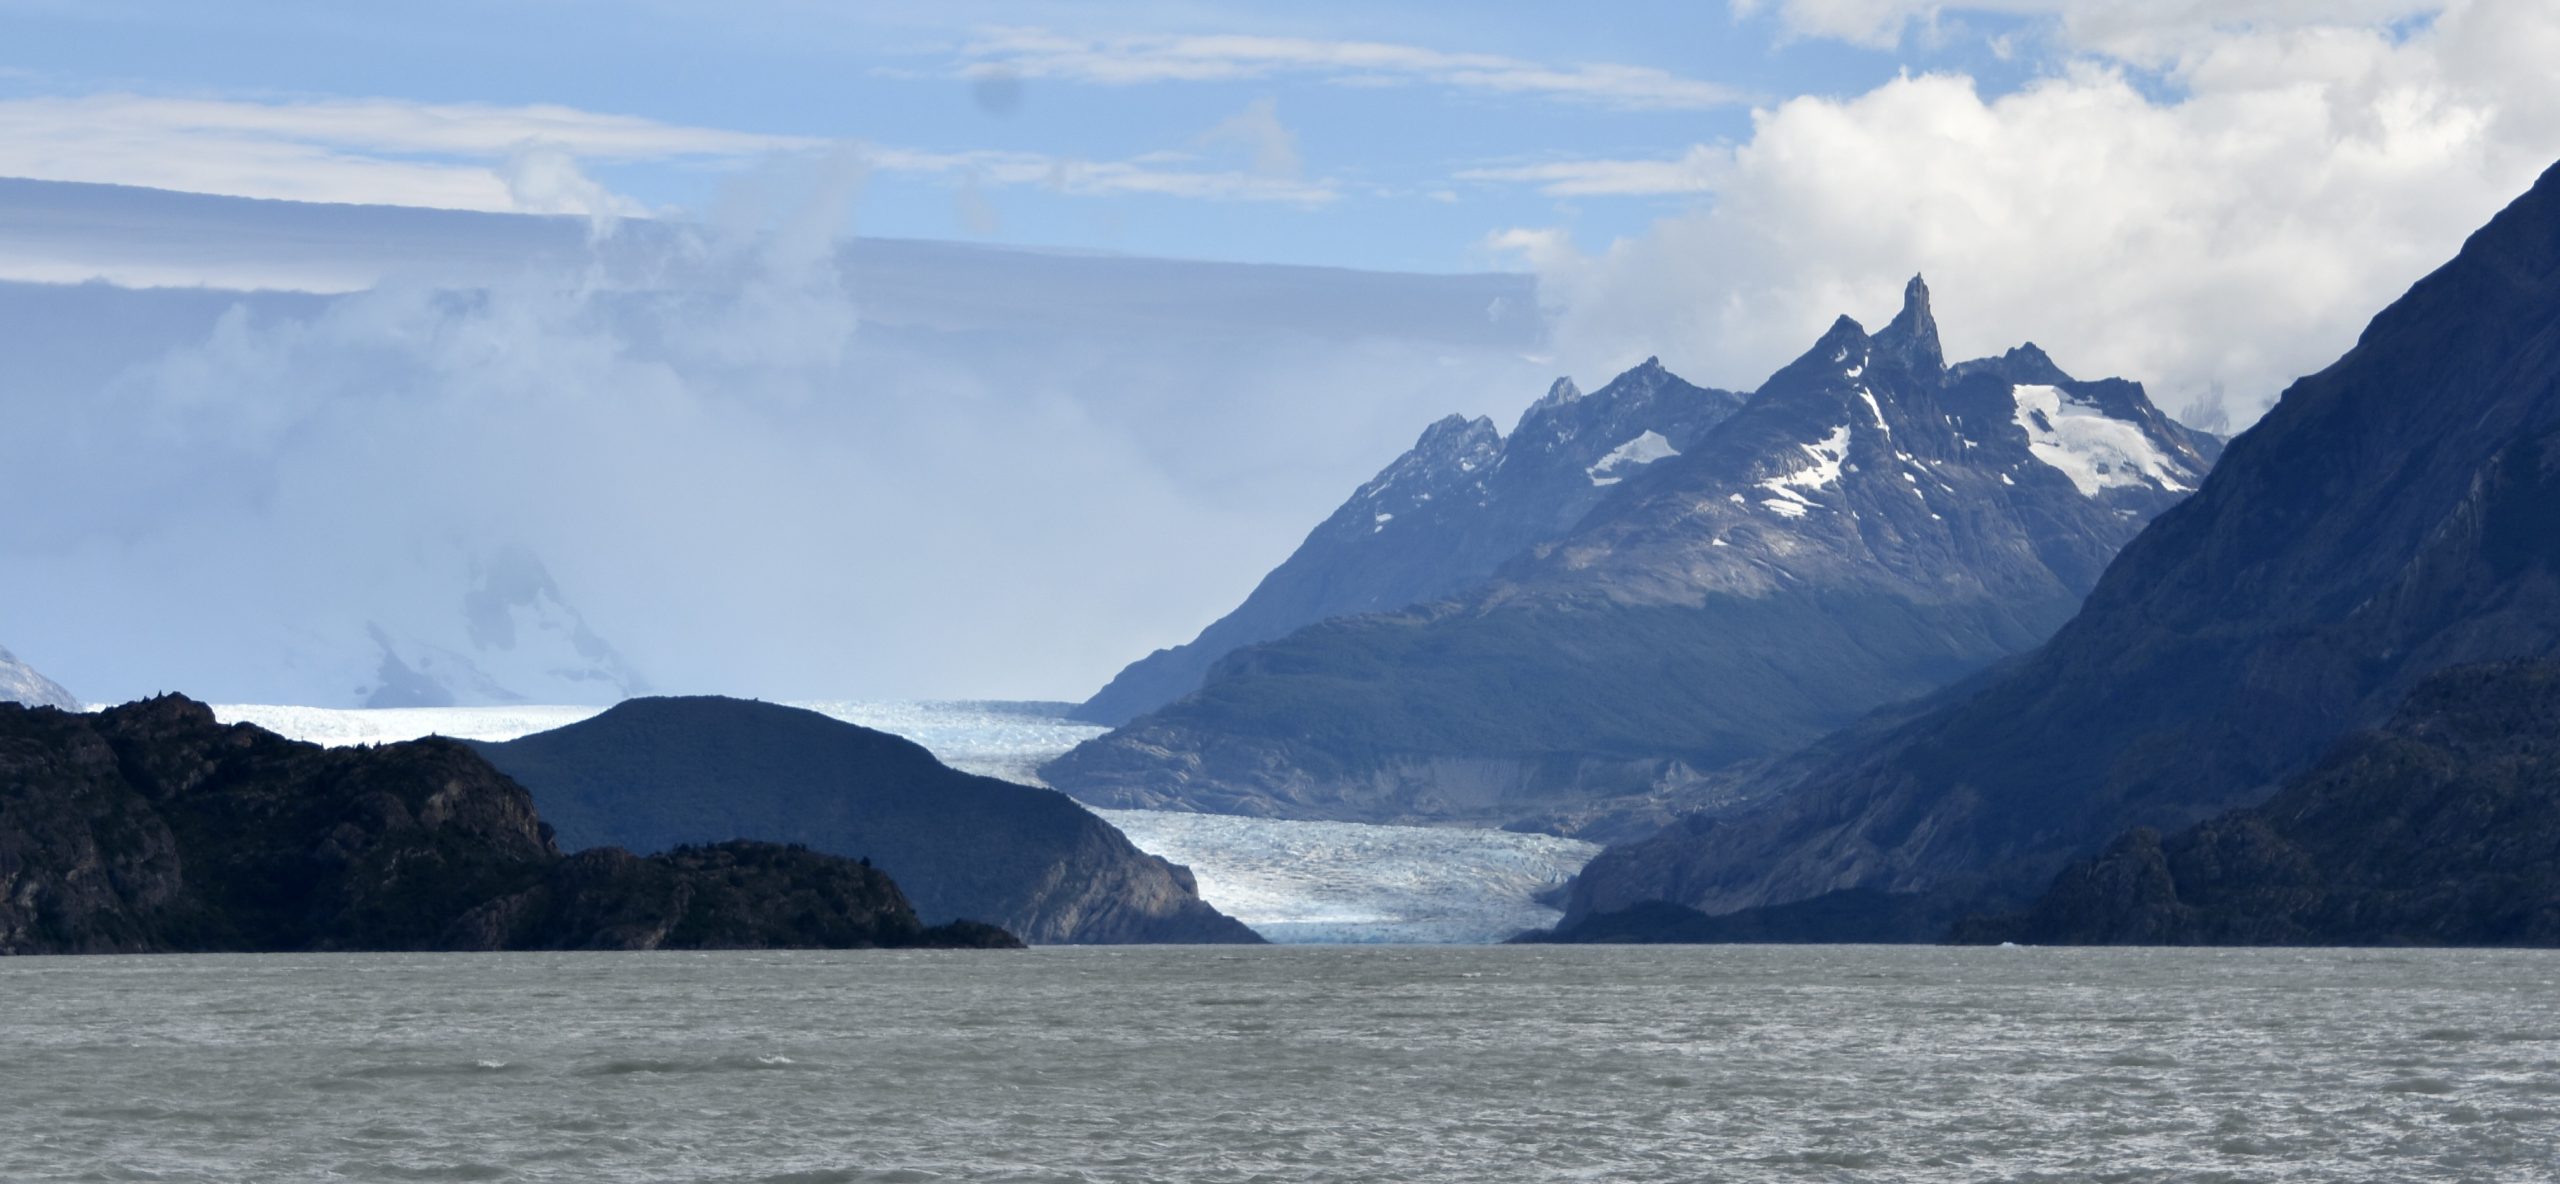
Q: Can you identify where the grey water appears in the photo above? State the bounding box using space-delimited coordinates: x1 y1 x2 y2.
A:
5 946 2557 1183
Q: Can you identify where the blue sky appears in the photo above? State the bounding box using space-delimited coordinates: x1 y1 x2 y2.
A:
2 0 2054 272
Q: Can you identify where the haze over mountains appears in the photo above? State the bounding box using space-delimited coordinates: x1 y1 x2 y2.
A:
1557 159 2560 942
1047 276 2220 840
0 178 1549 708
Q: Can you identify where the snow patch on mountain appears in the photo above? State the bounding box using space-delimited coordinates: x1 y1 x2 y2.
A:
1757 423 1852 513
2011 383 2197 496
1586 430 1681 486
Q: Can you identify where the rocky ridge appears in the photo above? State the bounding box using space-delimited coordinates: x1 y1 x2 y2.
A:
0 695 1016 953
1072 359 1747 725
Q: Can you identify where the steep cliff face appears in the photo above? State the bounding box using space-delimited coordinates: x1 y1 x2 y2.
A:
471 696 1261 944
1561 161 2560 935
0 696 1013 953
1073 360 1748 725
1046 279 2216 837
0 645 75 709
1961 661 2560 947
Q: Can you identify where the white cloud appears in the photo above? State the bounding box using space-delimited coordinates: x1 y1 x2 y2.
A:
0 90 1341 214
0 92 813 212
957 26 1748 110
1496 0 2560 430
868 145 1338 205
1458 146 1723 196
1734 0 2445 58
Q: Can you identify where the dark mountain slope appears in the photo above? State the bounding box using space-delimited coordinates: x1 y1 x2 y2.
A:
1965 661 2560 946
0 696 1013 953
1047 279 2216 838
471 697 1260 944
1076 360 1748 725
1562 161 2560 933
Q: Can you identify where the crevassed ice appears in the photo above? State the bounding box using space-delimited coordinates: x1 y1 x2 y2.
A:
1586 430 1680 486
1099 809 1599 943
2010 383 2193 497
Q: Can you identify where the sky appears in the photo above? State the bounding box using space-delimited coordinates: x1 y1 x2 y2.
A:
5 0 2560 704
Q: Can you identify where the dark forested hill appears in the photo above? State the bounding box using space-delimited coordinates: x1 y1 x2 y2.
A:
0 695 1016 953
472 696 1260 944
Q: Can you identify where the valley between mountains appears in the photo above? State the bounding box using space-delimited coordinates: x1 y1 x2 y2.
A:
11 163 2560 951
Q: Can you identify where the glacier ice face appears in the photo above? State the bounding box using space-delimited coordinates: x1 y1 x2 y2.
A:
1094 809 1598 944
211 698 1597 942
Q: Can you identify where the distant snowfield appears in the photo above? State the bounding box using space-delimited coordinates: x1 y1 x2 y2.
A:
210 700 1599 943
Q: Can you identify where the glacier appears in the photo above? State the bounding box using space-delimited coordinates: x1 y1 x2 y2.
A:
207 698 1599 943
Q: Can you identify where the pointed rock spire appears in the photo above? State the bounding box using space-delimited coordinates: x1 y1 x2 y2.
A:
1876 273 1944 375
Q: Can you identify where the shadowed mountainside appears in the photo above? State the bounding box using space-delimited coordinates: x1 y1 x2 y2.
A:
472 696 1261 945
1960 661 2560 947
1558 159 2560 939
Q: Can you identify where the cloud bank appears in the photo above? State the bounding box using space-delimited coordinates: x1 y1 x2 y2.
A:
1500 0 2560 427
955 27 1748 110
0 179 1545 706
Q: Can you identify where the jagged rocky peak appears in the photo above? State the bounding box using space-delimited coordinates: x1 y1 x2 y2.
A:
1412 412 1501 458
1874 273 1944 375
1065 353 1747 726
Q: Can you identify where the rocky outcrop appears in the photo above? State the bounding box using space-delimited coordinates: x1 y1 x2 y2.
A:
1959 661 2560 947
1073 359 1748 725
0 645 74 709
0 695 1014 953
1047 278 2217 835
1558 160 2560 939
471 696 1261 944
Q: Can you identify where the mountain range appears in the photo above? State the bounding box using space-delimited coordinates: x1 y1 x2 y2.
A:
1073 360 1748 725
1046 277 2220 840
1556 159 2560 941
